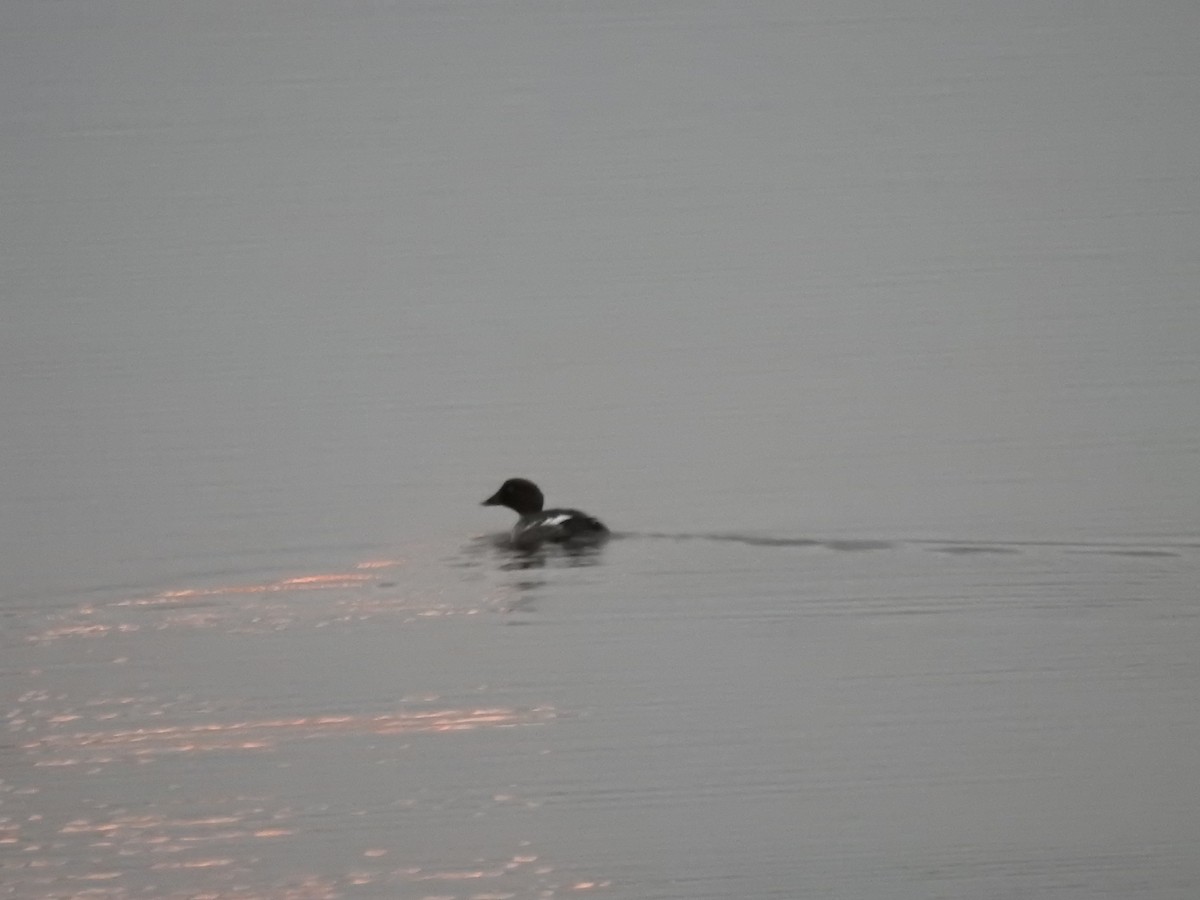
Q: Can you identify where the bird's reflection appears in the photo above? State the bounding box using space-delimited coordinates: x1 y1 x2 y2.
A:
453 533 608 612
464 533 609 571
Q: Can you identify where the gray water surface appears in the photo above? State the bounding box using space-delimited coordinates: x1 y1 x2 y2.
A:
3 2 1198 898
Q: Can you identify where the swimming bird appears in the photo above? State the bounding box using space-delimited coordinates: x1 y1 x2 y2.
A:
481 478 609 550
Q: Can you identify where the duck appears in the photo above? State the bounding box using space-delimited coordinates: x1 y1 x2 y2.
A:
481 478 609 549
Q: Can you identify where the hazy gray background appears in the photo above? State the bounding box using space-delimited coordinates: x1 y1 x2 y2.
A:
2 2 1198 898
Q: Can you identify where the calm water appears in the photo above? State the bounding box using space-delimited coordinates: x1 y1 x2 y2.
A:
2 2 1198 898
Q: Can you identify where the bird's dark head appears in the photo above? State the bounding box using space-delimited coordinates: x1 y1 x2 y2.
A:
481 478 545 515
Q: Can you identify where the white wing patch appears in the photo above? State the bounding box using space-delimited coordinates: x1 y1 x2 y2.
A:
541 514 572 527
